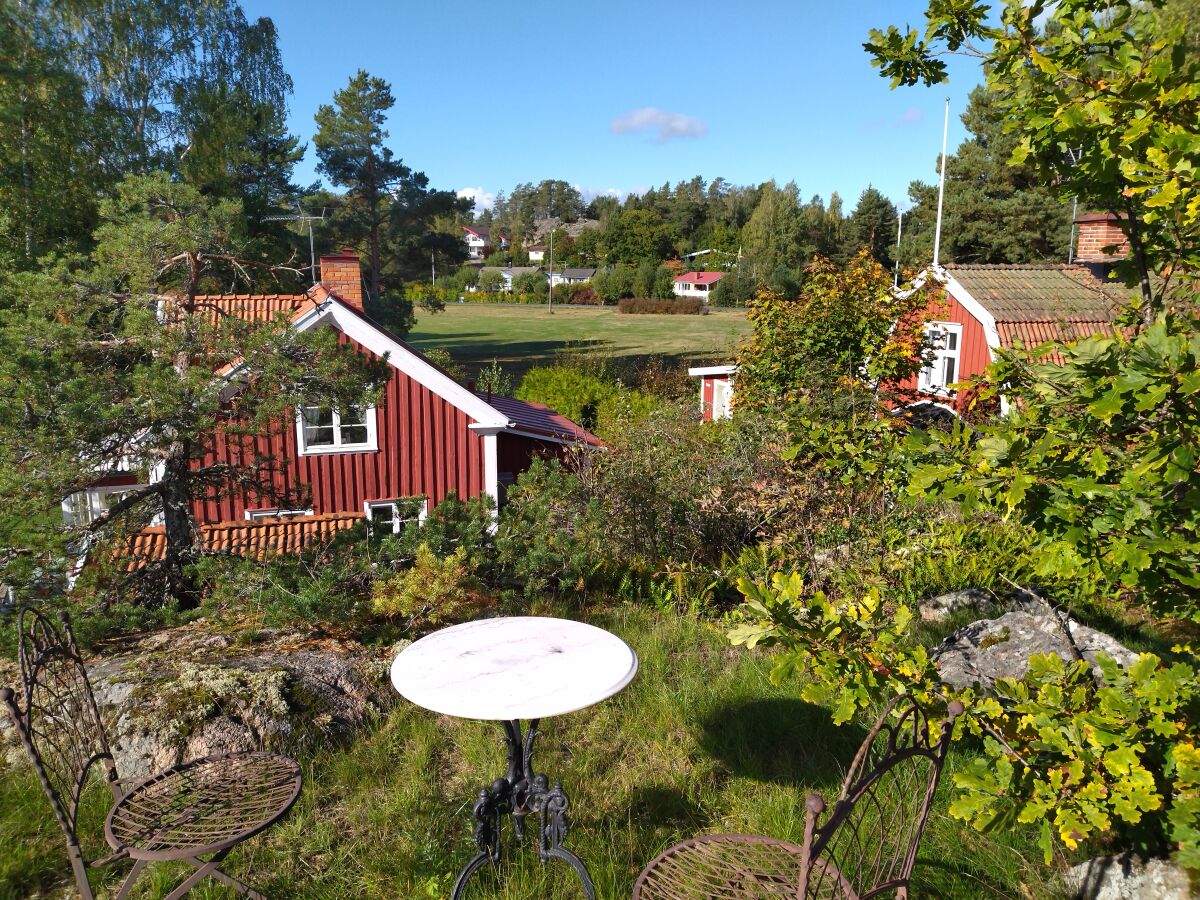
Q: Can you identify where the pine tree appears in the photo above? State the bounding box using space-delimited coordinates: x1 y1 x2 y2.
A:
0 174 387 603
895 87 1074 268
846 186 898 267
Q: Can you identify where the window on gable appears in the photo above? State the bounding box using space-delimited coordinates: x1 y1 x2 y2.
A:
918 322 963 395
297 405 377 454
365 497 428 535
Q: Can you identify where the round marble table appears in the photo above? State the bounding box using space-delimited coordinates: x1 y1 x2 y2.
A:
391 617 638 899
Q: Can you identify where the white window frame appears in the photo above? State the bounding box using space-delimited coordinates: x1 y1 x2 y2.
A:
918 321 963 396
296 405 379 455
245 507 313 521
364 497 429 535
61 484 146 528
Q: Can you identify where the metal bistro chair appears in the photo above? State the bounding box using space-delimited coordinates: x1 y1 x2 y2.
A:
1 607 303 899
633 696 964 900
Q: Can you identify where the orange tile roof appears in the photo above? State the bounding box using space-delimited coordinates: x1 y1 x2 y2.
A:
119 513 362 571
190 293 312 322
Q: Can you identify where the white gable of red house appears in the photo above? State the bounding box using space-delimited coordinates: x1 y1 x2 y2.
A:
77 250 599 563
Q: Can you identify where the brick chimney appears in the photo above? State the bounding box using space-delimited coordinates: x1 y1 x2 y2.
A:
1074 213 1129 264
319 248 364 311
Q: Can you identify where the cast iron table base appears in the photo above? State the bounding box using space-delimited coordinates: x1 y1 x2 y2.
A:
451 719 595 899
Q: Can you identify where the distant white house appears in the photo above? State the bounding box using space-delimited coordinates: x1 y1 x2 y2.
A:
550 268 596 287
462 225 508 260
526 244 548 263
673 271 725 300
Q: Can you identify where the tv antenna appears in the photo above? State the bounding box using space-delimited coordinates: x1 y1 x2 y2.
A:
263 202 327 284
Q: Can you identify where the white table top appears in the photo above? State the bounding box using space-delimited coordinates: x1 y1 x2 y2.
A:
390 616 638 721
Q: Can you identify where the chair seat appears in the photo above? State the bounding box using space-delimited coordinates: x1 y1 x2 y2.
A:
634 834 808 899
104 751 302 861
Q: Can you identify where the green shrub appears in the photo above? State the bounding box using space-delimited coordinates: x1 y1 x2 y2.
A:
617 297 704 315
496 460 607 597
370 543 485 630
515 365 615 431
731 573 1200 867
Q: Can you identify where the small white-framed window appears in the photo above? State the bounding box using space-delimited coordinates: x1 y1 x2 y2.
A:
61 485 145 528
245 508 313 521
296 405 378 455
918 322 963 395
364 497 429 535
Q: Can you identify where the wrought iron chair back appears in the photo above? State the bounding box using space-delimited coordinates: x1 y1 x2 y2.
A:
799 696 963 899
1 608 122 849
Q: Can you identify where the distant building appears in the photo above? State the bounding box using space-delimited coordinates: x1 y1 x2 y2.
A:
462 225 509 260
673 271 725 300
550 268 596 287
526 244 548 263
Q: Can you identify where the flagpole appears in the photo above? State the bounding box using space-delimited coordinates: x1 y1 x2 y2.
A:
932 97 950 267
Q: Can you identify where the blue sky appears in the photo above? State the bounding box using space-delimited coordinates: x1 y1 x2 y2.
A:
243 0 987 215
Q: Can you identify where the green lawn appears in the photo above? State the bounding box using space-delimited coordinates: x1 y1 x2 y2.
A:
0 606 1063 899
408 304 749 380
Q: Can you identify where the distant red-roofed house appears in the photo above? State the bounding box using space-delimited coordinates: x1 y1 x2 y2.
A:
74 249 599 564
673 271 725 301
462 225 509 259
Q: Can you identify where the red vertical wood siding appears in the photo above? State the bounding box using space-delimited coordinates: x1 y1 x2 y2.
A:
191 333 485 523
699 375 728 421
896 288 992 414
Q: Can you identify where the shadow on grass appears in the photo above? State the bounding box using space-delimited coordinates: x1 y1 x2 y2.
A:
698 698 867 789
626 784 711 834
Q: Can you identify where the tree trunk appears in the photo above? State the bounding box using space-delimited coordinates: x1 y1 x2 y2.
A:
159 449 199 607
1122 198 1158 327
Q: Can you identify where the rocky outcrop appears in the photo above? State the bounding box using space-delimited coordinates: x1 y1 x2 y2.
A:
932 601 1138 691
919 587 998 622
4 624 394 779
1062 854 1194 900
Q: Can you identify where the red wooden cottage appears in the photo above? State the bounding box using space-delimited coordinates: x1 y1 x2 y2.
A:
71 250 600 562
897 262 1126 416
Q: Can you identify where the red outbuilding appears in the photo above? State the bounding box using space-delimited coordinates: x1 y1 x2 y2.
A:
72 251 600 563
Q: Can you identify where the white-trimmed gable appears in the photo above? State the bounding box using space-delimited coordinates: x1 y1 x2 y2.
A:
294 299 510 428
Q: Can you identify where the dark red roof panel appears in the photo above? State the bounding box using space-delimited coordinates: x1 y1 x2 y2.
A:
476 393 603 447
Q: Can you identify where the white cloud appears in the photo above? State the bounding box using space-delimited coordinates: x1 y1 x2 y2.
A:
456 187 496 212
896 106 924 127
610 107 708 143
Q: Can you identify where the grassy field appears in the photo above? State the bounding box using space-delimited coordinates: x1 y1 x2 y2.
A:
408 304 750 380
0 606 1063 899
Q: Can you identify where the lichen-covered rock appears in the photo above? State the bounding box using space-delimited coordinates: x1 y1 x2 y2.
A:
919 587 997 621
1061 854 1194 899
932 605 1138 691
3 623 395 779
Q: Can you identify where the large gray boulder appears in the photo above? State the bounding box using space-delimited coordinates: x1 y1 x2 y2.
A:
932 603 1138 691
1062 854 1194 900
3 624 395 779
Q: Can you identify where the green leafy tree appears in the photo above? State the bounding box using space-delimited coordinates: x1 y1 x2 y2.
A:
0 174 388 603
741 181 804 277
906 317 1200 619
735 251 931 410
602 208 675 264
866 0 1200 322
